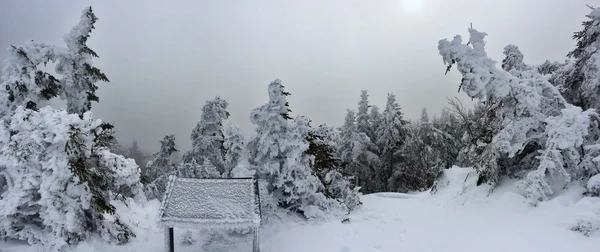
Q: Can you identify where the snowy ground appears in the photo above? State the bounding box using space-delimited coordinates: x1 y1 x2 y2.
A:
3 167 600 252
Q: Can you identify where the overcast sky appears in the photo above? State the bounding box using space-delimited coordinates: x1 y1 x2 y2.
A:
0 0 592 152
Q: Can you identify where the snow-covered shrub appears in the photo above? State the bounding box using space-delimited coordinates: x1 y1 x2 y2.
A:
324 171 362 212
572 220 599 237
587 174 600 197
518 106 595 205
0 106 139 251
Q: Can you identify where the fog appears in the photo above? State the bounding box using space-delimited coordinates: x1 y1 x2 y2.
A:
0 0 591 152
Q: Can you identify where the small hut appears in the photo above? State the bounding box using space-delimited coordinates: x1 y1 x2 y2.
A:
158 175 262 252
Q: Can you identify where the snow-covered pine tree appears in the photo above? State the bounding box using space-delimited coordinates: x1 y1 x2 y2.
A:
127 140 150 170
501 44 529 73
55 6 108 117
305 123 361 212
432 108 462 168
337 109 377 192
420 107 429 123
0 6 109 120
0 107 140 251
248 79 292 210
538 60 565 76
375 93 406 191
554 7 600 184
356 90 373 140
177 157 221 179
144 134 178 200
519 106 595 204
323 170 362 212
249 79 341 217
0 7 143 249
438 26 593 202
223 123 246 178
561 6 600 110
369 105 382 146
183 97 230 174
0 41 60 118
355 91 379 191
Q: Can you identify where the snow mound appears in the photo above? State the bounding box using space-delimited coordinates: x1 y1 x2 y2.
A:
430 166 479 197
588 174 600 193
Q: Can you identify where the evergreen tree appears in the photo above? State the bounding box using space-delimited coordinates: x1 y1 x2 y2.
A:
55 7 109 117
375 93 407 191
337 110 377 192
438 26 593 203
177 158 221 179
223 123 246 178
183 97 230 174
0 7 141 249
562 6 600 110
0 41 60 117
433 108 462 168
249 80 341 217
369 105 382 146
144 134 178 200
305 124 343 184
0 6 107 120
127 140 150 169
0 107 139 250
501 44 529 73
356 90 373 139
420 107 429 123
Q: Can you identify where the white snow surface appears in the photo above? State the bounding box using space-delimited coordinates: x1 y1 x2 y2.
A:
3 167 599 252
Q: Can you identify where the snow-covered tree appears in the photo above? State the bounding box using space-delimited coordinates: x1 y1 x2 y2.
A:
519 106 595 204
420 107 429 123
0 41 60 118
538 60 565 76
249 79 342 217
223 123 246 178
0 106 139 251
127 140 150 169
375 93 406 191
249 79 292 187
432 107 463 168
502 44 528 73
324 170 362 212
559 7 600 110
306 125 340 181
369 105 382 145
356 90 373 139
177 158 221 179
144 134 178 200
305 124 362 212
0 6 108 120
183 97 230 174
438 26 593 202
337 109 378 192
55 6 109 117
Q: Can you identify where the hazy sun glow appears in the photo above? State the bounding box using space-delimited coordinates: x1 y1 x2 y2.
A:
399 0 424 14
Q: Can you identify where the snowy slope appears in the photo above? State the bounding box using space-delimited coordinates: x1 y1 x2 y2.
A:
2 167 599 252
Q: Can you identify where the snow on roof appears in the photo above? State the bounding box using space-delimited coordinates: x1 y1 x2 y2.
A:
158 176 261 230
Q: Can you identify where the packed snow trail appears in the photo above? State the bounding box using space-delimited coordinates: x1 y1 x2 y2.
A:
2 168 599 252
